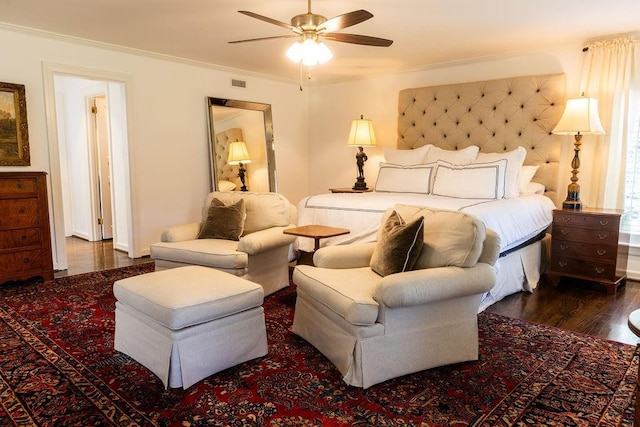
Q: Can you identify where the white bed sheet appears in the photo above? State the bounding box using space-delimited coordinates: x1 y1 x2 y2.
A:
295 192 555 254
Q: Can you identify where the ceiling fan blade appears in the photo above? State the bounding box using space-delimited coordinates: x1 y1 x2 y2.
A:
317 9 373 33
238 10 301 33
229 34 298 44
324 33 393 47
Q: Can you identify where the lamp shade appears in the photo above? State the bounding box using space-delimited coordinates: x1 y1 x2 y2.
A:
286 39 333 66
552 97 605 135
347 115 378 147
227 141 252 165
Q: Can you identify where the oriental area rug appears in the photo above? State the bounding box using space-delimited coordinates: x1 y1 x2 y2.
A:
0 263 636 426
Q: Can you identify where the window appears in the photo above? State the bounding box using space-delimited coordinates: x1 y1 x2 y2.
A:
622 96 640 235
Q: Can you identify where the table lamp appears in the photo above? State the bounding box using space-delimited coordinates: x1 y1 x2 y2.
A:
552 96 605 210
227 141 252 191
347 114 378 190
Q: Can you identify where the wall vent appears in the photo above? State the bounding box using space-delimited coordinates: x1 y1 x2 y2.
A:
231 79 247 88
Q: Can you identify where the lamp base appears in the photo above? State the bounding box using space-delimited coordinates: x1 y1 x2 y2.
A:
238 164 248 192
352 177 368 191
562 200 582 210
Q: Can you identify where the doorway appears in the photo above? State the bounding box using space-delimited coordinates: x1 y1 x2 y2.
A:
43 63 135 272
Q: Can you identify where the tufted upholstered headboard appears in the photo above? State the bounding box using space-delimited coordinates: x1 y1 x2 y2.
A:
397 74 566 206
215 127 244 189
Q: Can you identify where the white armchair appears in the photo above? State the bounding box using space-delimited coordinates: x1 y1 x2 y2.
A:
292 204 500 388
150 191 297 296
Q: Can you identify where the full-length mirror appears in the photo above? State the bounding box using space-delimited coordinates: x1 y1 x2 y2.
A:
207 97 277 193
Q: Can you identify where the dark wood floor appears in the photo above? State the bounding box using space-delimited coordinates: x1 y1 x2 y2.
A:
55 237 640 346
486 276 640 346
54 236 151 278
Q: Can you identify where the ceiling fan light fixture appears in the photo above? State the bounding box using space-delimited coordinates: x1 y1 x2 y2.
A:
286 39 333 66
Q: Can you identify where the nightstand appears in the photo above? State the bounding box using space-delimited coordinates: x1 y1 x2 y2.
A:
548 208 627 294
329 187 373 193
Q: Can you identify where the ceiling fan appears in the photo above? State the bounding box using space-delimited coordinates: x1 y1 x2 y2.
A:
229 0 393 66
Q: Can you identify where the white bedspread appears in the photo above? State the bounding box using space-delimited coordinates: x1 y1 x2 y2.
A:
296 192 555 253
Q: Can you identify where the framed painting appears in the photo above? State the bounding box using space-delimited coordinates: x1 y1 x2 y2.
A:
0 82 30 166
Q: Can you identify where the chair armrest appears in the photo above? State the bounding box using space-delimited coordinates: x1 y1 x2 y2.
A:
374 263 496 308
313 243 376 269
237 226 296 255
160 222 201 242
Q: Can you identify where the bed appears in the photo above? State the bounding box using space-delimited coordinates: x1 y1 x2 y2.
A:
296 73 567 311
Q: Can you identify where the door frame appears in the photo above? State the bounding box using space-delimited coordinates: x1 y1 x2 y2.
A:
42 62 139 270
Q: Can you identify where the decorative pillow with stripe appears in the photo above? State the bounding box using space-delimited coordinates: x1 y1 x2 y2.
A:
432 160 507 199
475 146 527 198
375 162 435 194
370 210 424 277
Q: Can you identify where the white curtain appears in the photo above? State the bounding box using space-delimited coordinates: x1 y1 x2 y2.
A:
580 36 640 209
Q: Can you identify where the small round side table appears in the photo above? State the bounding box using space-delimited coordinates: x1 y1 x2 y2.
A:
627 309 640 426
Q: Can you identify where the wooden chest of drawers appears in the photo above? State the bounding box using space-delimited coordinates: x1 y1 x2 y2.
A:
0 172 54 284
549 208 627 294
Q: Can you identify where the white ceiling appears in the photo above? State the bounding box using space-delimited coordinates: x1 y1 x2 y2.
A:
1 0 639 85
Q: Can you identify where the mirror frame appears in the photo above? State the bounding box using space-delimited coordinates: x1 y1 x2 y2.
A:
207 97 277 193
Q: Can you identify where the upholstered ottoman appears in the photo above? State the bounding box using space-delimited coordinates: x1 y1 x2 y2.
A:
113 265 267 389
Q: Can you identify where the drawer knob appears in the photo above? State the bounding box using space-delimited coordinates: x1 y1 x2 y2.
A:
596 249 607 256
595 267 605 274
18 207 25 214
599 220 609 226
23 258 30 264
560 244 569 250
561 229 570 235
16 182 23 190
598 232 608 240
21 234 27 241
558 261 568 268
562 216 571 222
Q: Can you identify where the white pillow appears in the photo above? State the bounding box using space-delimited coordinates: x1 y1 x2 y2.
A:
384 145 432 165
519 165 540 192
425 145 479 165
375 162 435 194
475 147 527 199
218 180 236 191
520 182 546 195
432 160 507 199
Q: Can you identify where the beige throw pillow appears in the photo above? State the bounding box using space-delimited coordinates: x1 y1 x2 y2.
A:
370 210 424 277
197 198 246 241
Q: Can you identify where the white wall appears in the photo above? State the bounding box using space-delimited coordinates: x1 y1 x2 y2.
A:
0 25 310 266
306 45 587 198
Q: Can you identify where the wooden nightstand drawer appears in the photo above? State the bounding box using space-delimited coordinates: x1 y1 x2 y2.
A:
551 240 617 262
551 255 616 280
551 224 618 245
553 211 619 231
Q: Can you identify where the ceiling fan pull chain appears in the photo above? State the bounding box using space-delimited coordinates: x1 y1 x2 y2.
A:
299 61 304 91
